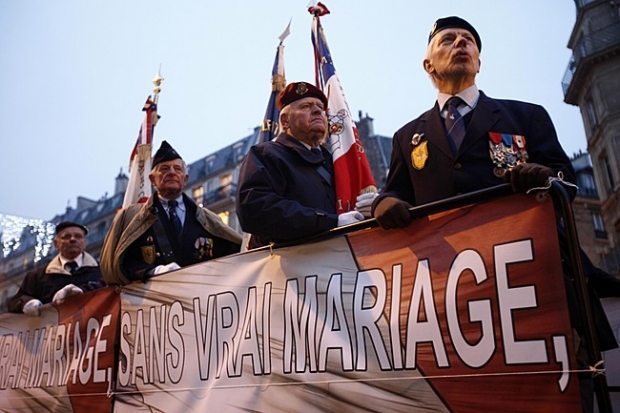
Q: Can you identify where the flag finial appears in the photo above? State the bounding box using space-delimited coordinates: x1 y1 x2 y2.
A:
308 1 330 17
279 19 292 43
152 65 164 99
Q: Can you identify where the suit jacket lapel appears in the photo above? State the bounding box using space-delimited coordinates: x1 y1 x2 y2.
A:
420 103 454 159
458 91 500 156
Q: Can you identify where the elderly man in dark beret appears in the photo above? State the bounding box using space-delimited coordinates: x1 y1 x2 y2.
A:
100 140 242 285
8 221 104 315
236 81 364 249
372 16 577 228
372 16 615 412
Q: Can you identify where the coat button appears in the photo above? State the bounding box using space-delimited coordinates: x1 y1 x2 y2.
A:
454 162 462 169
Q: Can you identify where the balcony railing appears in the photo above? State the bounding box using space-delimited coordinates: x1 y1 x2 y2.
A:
203 183 237 206
562 20 620 95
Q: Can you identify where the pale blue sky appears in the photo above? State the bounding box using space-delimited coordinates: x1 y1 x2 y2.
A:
0 0 585 219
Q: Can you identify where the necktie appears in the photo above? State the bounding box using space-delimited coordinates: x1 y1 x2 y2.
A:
311 147 322 158
168 200 182 237
66 261 78 274
444 96 466 151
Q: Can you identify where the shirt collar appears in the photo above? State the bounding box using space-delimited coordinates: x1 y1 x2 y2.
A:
437 84 480 111
158 195 185 212
59 253 83 268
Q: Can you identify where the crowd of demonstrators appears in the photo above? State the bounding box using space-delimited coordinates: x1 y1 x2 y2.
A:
100 141 242 285
236 81 364 249
4 19 616 412
8 221 103 315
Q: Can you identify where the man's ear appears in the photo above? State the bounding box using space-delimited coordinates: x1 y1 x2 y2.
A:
423 58 434 75
148 172 156 185
280 112 289 129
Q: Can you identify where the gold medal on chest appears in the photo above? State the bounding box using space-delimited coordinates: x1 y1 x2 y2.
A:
140 245 157 265
411 140 429 170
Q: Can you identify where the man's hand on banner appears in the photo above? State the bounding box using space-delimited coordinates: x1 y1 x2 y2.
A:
22 299 43 316
153 262 181 275
355 192 379 218
52 284 84 306
505 163 554 193
373 196 413 229
337 211 365 226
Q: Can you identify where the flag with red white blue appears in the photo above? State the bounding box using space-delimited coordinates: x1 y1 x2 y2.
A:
310 3 376 213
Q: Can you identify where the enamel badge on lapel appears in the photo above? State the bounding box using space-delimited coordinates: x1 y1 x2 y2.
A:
488 132 529 177
410 133 428 170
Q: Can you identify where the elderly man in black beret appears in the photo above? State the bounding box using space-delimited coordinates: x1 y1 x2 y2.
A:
236 81 364 249
373 16 578 228
100 140 242 285
372 16 615 411
8 221 104 315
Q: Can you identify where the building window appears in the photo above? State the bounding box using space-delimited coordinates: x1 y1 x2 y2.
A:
585 96 598 130
192 186 204 206
233 142 245 162
220 173 232 188
600 155 615 192
205 156 216 173
592 212 607 239
577 172 597 197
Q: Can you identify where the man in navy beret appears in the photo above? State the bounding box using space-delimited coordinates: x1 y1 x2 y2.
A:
100 140 242 285
373 15 577 228
8 221 104 315
372 16 615 411
236 81 364 249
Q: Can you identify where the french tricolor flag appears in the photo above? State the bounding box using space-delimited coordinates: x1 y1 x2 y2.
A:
122 96 157 208
310 3 376 213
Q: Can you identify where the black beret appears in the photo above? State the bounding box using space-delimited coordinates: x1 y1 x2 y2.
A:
276 82 328 110
152 140 182 168
428 16 481 51
55 221 88 235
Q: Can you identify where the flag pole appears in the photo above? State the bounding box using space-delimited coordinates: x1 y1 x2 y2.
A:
151 65 164 128
121 69 164 208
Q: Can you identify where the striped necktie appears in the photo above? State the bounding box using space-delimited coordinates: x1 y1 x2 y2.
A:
444 96 466 151
167 200 182 237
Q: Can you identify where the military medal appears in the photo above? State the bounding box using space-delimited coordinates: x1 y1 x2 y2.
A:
411 133 424 146
141 246 156 264
489 132 529 177
194 237 214 261
411 140 429 170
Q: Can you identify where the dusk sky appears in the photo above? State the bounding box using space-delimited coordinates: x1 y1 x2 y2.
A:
0 0 585 220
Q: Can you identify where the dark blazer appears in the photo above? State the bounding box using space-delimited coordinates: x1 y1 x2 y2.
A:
377 91 616 350
101 192 242 285
378 91 576 207
236 133 338 248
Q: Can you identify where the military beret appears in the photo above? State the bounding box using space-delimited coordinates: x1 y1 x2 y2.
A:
276 82 328 110
428 16 482 51
55 221 88 235
152 140 182 168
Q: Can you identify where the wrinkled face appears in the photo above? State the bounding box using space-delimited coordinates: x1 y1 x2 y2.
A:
149 159 188 199
282 97 328 147
54 227 87 260
424 28 481 84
